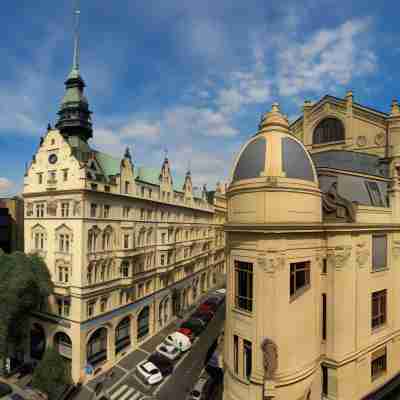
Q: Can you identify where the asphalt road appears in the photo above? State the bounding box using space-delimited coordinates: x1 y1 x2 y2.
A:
77 297 225 400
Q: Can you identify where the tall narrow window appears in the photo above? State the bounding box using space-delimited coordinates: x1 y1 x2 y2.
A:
37 173 43 184
371 347 387 381
125 181 129 194
243 340 252 380
61 202 69 217
63 169 69 182
322 293 327 340
372 235 387 271
322 258 327 274
103 205 110 218
322 365 328 395
124 234 129 249
233 335 239 374
90 203 97 218
365 181 384 207
372 289 387 329
234 261 253 312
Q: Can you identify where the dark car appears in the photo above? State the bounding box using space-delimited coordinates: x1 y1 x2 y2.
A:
0 383 12 398
181 319 205 336
192 311 213 324
10 394 25 400
148 353 174 376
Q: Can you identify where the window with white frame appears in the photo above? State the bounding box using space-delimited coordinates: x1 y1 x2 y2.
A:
61 202 69 217
103 205 110 218
35 203 45 218
57 265 70 283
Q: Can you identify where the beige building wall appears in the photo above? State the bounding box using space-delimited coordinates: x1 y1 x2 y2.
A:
23 128 226 383
223 95 400 400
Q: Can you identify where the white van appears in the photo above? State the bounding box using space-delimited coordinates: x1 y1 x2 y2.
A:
164 331 192 352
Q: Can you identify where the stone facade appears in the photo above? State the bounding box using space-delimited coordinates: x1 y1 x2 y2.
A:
223 95 400 400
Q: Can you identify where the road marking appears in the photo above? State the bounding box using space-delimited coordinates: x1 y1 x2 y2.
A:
105 371 131 397
110 384 129 399
116 364 129 373
118 387 136 400
138 348 150 355
128 392 142 400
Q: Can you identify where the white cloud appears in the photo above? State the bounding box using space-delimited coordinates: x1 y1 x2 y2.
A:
277 18 377 96
120 120 161 141
0 178 14 193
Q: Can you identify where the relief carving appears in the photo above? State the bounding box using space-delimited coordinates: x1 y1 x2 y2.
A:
327 246 352 269
375 132 385 146
259 251 285 273
261 338 278 379
47 200 57 216
356 242 369 268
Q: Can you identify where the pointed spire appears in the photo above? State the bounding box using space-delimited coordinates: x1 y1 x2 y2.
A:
55 0 93 141
258 102 289 134
124 146 132 161
69 0 81 78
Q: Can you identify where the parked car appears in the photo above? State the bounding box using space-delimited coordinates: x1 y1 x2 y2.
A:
180 319 205 336
156 343 181 361
191 311 213 324
164 331 192 352
148 353 174 376
0 383 12 398
136 360 163 385
178 327 195 341
186 375 212 400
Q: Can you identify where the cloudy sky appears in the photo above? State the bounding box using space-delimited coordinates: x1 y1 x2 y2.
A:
0 0 398 195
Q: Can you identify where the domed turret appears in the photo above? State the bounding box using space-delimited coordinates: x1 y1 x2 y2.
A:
228 103 321 224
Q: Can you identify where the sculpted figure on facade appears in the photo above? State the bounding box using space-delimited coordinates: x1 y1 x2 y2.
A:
47 200 57 216
356 242 369 268
261 338 278 380
73 201 81 216
322 182 356 222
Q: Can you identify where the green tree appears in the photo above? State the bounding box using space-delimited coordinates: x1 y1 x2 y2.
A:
31 346 72 400
0 250 53 373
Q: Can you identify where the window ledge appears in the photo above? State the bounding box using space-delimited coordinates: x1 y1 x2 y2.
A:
232 307 253 318
372 371 387 382
311 140 345 148
371 267 389 275
372 324 387 335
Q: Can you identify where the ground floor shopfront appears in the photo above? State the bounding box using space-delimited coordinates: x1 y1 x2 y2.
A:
23 268 225 383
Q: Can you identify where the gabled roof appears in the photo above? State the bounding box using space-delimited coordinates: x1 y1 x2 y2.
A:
95 151 121 176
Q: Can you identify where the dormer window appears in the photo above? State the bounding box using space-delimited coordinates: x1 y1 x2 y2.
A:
313 118 345 145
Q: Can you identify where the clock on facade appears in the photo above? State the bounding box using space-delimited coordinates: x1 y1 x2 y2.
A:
48 154 58 164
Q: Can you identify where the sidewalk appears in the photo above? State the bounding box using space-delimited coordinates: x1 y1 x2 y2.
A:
76 291 212 400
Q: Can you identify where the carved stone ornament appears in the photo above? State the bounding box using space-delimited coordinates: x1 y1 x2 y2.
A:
261 338 278 379
47 200 57 216
356 242 369 268
327 246 352 270
259 252 285 274
73 201 81 216
315 252 326 272
356 136 367 147
26 202 33 216
393 241 400 259
375 132 385 146
265 176 278 187
322 182 356 222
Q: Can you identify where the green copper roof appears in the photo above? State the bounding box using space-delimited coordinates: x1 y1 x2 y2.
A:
60 86 88 107
95 151 121 176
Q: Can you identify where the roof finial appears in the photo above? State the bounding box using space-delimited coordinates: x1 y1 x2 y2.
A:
164 147 168 160
72 0 81 74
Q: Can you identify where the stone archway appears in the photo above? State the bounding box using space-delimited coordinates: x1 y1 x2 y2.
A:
115 317 131 355
137 306 150 341
30 323 46 360
87 327 108 367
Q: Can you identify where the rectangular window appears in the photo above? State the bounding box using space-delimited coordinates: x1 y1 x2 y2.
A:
100 298 107 313
56 298 63 316
141 187 145 197
371 347 387 380
322 258 327 274
123 207 130 218
365 181 384 207
322 293 327 340
233 335 239 374
124 234 129 249
103 205 110 218
372 289 387 329
91 183 98 191
243 340 252 380
63 169 68 182
36 203 45 218
322 365 328 395
161 233 166 244
140 209 145 220
290 261 311 298
104 185 110 193
61 202 69 217
37 173 43 184
63 298 70 317
234 261 253 312
149 189 152 198
372 235 387 271
125 181 129 194
87 301 95 317
90 203 97 218
119 291 124 305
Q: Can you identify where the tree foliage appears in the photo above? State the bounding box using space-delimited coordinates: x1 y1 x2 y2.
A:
0 251 53 367
31 346 72 400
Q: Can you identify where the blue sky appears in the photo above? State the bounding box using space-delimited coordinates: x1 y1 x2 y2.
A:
0 0 399 195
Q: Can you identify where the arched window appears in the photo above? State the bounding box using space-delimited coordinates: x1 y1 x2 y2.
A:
54 332 72 359
87 327 107 366
115 317 131 354
137 306 150 340
313 118 345 144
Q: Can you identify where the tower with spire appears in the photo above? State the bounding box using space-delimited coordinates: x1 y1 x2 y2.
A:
55 1 93 141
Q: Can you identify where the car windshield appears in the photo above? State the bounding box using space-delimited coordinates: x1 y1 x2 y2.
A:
191 390 200 397
149 369 159 374
159 346 167 352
